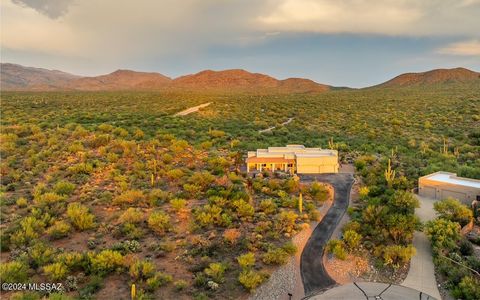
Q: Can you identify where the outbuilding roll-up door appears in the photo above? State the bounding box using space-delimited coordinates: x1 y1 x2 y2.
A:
420 186 436 199
441 190 467 202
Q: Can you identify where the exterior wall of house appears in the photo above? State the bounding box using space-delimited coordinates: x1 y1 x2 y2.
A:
246 145 338 175
296 156 339 174
418 172 480 205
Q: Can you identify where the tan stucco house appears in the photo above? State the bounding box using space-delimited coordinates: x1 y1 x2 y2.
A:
418 171 480 205
246 144 339 174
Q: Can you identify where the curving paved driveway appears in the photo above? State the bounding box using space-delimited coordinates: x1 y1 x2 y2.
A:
300 173 354 296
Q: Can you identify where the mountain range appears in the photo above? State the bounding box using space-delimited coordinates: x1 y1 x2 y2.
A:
1 63 479 93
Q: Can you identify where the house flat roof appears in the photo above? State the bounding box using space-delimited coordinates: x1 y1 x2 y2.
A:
422 172 480 189
246 157 295 164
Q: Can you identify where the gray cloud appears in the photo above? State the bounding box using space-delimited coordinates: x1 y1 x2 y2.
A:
12 0 75 18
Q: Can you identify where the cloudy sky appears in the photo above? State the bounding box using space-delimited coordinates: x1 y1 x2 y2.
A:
1 0 480 87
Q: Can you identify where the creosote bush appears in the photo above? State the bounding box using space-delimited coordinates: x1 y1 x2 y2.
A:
147 211 171 235
67 203 95 230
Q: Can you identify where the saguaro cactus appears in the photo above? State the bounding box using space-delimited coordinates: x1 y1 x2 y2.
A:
384 159 396 188
298 192 303 214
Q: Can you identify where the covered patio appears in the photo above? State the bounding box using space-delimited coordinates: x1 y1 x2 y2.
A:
246 157 295 173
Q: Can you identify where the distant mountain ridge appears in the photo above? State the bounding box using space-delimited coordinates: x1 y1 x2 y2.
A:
376 67 480 88
1 63 479 92
0 64 330 93
0 63 80 90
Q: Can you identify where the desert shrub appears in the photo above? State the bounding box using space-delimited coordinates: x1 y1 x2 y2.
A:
147 211 171 235
388 190 419 214
223 228 241 245
113 190 145 205
120 223 145 240
111 240 141 254
434 198 473 227
119 208 144 224
34 192 65 207
16 197 28 208
148 189 170 206
258 199 277 215
89 250 124 274
425 218 461 252
204 262 227 283
382 245 416 268
146 272 173 291
68 163 93 175
129 260 156 280
46 220 72 239
309 182 329 202
183 183 202 197
233 200 254 219
174 279 188 291
43 262 68 280
452 276 480 300
53 181 76 196
276 211 298 233
326 239 347 260
343 230 362 250
28 242 55 268
237 253 255 269
67 203 95 230
0 260 29 283
282 241 297 255
170 198 187 211
167 169 184 180
238 269 267 291
262 248 289 265
56 252 84 269
10 216 45 246
195 204 231 228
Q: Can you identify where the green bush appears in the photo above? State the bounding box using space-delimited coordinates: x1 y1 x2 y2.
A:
170 198 187 211
148 189 170 206
46 220 72 239
382 245 416 268
146 272 173 291
33 192 65 207
10 216 45 246
262 248 290 265
89 250 124 274
238 269 267 291
326 239 347 260
237 253 255 269
434 198 473 227
67 203 95 230
452 276 480 300
53 181 76 196
147 211 171 235
276 211 298 233
343 230 362 250
233 200 254 219
204 262 227 283
43 262 68 280
174 279 188 291
259 199 277 215
16 197 28 208
0 260 29 283
119 208 144 224
113 190 145 205
129 260 155 280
